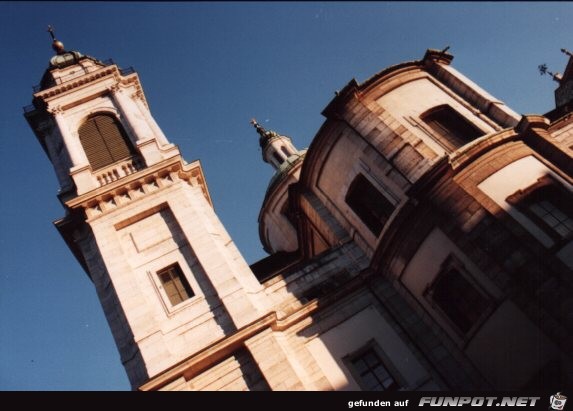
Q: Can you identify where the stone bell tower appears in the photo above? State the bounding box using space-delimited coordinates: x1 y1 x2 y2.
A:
24 30 271 389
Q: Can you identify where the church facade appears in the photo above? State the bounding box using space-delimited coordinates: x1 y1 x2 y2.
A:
25 36 573 391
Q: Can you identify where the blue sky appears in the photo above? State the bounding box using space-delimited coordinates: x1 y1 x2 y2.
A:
0 2 571 391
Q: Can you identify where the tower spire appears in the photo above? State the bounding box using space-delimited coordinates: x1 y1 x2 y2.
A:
47 24 65 55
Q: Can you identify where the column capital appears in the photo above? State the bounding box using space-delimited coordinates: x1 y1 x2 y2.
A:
48 105 64 115
132 89 145 101
108 84 121 94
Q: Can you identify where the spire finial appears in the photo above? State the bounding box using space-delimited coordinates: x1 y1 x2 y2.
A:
562 48 573 58
47 25 65 55
250 118 281 150
250 118 267 137
47 25 56 40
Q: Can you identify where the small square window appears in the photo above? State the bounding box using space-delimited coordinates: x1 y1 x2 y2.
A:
345 344 400 391
157 264 194 306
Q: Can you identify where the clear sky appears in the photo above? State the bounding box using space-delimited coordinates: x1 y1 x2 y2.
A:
0 1 571 391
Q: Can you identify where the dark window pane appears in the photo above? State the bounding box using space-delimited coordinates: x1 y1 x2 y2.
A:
432 268 489 334
157 264 194 306
528 198 573 239
352 358 368 375
364 352 380 367
362 373 380 390
515 183 573 242
350 348 398 392
272 151 283 164
422 105 483 151
345 174 395 236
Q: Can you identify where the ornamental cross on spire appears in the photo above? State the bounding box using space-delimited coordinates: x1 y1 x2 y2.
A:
47 25 56 40
47 25 65 54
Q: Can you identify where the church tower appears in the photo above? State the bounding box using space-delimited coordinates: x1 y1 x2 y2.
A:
24 31 273 389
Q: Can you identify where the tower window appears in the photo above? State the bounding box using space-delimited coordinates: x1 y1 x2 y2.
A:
421 105 484 151
345 174 395 236
79 113 136 170
272 151 284 165
507 176 573 244
157 264 194 306
281 146 290 158
345 343 400 391
425 257 491 335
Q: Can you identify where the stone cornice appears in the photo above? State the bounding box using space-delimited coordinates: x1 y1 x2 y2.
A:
448 128 519 171
34 64 143 105
35 65 119 100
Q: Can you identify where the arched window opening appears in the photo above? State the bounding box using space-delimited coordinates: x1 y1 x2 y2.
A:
272 151 284 165
281 145 291 158
79 114 136 170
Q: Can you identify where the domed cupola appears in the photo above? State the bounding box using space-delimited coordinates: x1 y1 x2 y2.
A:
250 119 301 171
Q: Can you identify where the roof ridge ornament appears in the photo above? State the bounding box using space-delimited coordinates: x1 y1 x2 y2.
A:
538 63 562 83
47 25 65 55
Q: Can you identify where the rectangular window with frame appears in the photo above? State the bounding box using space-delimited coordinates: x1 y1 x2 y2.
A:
157 264 194 306
345 343 400 391
421 105 484 151
345 174 395 236
424 257 491 336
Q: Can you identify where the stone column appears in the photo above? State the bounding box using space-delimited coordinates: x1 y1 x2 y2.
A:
110 85 152 143
133 92 170 146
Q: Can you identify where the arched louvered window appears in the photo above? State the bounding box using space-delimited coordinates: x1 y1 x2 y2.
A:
78 114 136 170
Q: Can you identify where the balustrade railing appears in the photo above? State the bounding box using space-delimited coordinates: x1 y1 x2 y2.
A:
95 156 144 187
